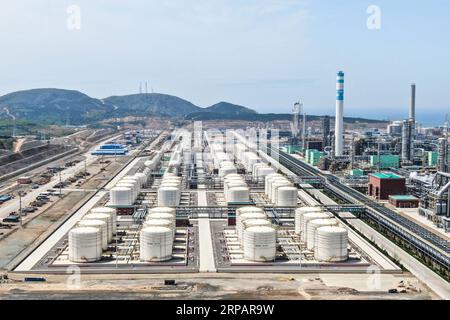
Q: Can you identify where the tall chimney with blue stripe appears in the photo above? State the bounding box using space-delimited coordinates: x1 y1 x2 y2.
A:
335 71 345 156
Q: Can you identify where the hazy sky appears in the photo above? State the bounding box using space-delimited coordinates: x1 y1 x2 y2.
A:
1 0 449 123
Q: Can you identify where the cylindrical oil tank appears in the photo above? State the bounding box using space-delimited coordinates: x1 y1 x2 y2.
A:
109 187 132 206
143 218 173 230
148 207 176 216
91 207 117 234
243 218 271 230
301 212 331 241
83 213 113 242
252 163 266 178
144 159 155 169
115 182 136 201
219 165 237 177
243 226 276 262
140 226 173 262
264 173 282 195
306 218 338 250
78 219 108 250
270 180 291 203
159 182 181 190
158 186 179 207
267 177 287 200
68 227 102 263
121 177 141 193
146 212 175 229
224 173 242 180
224 181 246 193
120 179 140 199
256 166 275 179
295 207 324 234
275 186 298 206
314 226 348 262
220 160 234 168
236 212 267 241
134 172 148 186
236 206 265 216
227 186 250 203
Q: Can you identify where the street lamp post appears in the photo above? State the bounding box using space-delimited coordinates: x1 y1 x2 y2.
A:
59 170 62 198
18 191 23 227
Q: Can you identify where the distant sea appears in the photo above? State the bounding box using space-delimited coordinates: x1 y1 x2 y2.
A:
346 110 447 127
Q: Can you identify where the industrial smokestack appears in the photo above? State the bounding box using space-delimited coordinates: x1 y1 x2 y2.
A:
409 83 416 121
335 71 345 156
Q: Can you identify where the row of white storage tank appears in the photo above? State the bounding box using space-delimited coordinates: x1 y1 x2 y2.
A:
223 174 250 203
157 173 182 207
294 207 348 262
264 173 298 206
110 173 147 206
68 207 117 262
144 150 163 172
235 206 276 262
140 207 176 261
252 163 275 180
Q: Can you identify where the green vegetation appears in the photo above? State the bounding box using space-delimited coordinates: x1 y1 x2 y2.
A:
0 88 387 126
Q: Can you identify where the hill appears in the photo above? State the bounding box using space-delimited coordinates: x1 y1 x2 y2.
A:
0 88 114 124
103 93 202 116
203 101 256 115
0 88 386 125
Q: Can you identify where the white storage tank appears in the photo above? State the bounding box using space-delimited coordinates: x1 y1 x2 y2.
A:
252 163 266 179
144 159 155 169
270 180 291 203
227 186 250 203
120 179 140 198
301 212 331 241
122 175 141 185
264 173 282 195
91 207 117 234
68 227 102 263
275 186 298 206
158 186 180 207
224 181 247 193
146 212 175 229
110 187 133 206
148 207 176 216
143 218 173 230
243 226 276 262
224 173 242 180
83 213 113 242
242 219 272 239
314 226 348 262
295 207 323 234
135 172 148 186
267 176 287 200
236 211 267 242
115 182 136 201
219 165 237 177
140 226 173 262
306 218 338 250
255 166 275 179
236 206 265 216
78 219 108 250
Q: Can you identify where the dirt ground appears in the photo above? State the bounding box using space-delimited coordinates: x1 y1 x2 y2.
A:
0 272 438 300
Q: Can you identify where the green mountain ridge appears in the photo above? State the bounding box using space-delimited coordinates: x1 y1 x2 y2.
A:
0 88 386 125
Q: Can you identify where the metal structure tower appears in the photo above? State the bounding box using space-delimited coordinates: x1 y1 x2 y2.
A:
335 71 345 156
409 83 416 137
302 112 307 151
322 115 330 148
292 102 301 138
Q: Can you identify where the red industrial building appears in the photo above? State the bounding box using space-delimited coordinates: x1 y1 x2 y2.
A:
368 172 406 200
388 195 419 208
